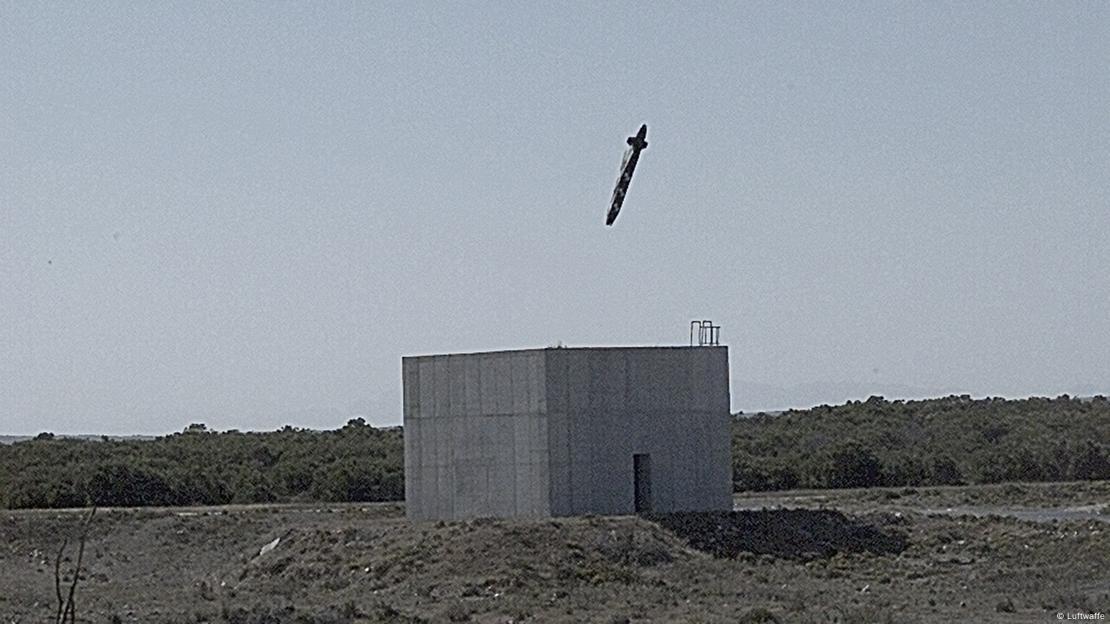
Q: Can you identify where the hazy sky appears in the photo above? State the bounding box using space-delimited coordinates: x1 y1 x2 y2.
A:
3 3 1108 435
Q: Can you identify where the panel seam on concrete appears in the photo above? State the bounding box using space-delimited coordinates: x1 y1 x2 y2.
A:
563 352 572 515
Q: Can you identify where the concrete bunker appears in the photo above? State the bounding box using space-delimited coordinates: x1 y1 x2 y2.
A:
402 346 731 521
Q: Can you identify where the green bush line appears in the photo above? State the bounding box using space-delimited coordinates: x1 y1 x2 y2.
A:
732 395 1110 491
0 419 403 509
3 396 1108 508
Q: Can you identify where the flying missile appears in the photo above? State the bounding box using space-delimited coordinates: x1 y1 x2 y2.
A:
605 124 648 226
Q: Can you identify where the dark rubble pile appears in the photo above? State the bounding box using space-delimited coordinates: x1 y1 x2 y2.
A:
647 509 909 560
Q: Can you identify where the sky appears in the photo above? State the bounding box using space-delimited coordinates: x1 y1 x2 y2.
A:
2 3 1108 435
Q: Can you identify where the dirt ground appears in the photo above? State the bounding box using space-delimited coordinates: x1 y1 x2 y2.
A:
2 482 1108 623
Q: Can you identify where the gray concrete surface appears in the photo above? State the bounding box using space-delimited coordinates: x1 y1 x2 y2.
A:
403 346 731 521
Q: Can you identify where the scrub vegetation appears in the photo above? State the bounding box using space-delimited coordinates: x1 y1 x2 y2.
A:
732 394 1110 492
0 419 402 509
3 396 1109 509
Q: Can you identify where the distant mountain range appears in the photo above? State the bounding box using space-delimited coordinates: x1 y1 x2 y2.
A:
731 380 965 414
0 434 155 445
732 380 1107 414
4 382 1106 440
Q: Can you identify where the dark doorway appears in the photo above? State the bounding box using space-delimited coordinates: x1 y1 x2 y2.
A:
633 453 652 513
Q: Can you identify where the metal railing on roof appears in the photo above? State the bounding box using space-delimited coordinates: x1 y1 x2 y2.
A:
689 320 720 346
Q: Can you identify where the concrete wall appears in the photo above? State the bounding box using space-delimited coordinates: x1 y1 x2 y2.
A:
403 346 731 521
545 347 731 516
403 350 550 521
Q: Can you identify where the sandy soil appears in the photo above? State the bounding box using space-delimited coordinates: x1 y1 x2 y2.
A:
2 482 1108 623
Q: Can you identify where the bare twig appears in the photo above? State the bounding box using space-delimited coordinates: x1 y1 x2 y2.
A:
53 537 68 624
55 506 97 624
